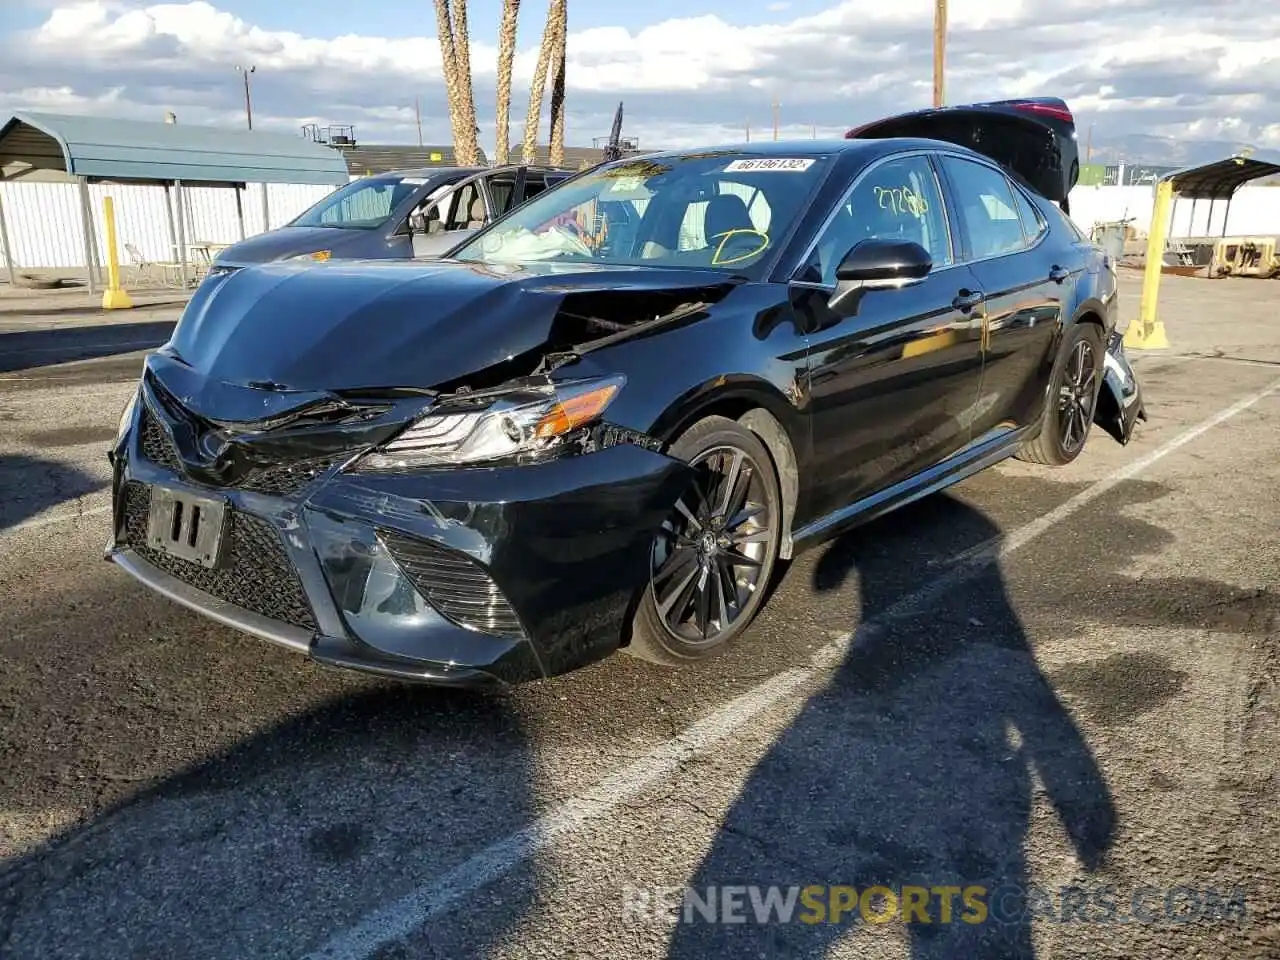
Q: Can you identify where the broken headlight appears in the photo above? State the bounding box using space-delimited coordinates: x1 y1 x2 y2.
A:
351 375 625 471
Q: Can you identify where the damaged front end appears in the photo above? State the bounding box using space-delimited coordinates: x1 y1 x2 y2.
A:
1095 331 1147 445
103 262 731 683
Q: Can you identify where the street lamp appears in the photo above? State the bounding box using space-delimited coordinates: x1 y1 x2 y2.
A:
236 64 256 130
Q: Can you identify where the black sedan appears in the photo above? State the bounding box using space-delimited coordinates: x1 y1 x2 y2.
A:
106 101 1145 685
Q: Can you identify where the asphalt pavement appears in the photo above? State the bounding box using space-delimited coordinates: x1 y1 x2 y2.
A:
0 274 1277 959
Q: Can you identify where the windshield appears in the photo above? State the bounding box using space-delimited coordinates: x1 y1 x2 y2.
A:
289 175 429 230
452 152 832 276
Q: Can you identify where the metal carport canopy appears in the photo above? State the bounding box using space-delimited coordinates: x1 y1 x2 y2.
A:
0 110 350 186
1164 155 1280 200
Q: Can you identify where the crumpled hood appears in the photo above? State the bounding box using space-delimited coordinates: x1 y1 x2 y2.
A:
166 258 735 395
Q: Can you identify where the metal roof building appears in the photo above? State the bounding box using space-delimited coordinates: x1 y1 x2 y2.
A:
0 111 350 290
0 111 350 186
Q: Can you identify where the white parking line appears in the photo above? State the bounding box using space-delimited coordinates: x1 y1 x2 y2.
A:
306 374 1280 960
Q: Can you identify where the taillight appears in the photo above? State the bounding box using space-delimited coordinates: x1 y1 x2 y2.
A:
1012 101 1074 123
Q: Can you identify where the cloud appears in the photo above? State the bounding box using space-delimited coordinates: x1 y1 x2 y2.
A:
0 0 1275 162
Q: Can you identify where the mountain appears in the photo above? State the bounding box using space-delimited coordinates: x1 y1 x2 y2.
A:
1085 133 1280 170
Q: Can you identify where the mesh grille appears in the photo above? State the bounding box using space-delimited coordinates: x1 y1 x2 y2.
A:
236 456 344 496
139 407 182 473
380 529 524 638
121 481 317 631
137 404 341 497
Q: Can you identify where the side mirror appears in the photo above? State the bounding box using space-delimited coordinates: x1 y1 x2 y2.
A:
829 239 932 314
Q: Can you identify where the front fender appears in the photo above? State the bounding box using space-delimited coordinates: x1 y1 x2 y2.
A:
1095 331 1146 444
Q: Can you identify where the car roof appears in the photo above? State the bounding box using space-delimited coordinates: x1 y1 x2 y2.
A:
377 164 578 179
628 137 960 162
378 166 483 179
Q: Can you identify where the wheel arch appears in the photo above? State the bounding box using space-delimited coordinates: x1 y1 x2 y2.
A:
1073 305 1107 336
649 377 804 560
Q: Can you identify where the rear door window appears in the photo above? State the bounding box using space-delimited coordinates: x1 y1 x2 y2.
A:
486 177 518 215
1010 184 1048 245
940 156 1028 260
523 177 552 203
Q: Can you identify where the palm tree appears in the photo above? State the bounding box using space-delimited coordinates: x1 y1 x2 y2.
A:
521 0 561 165
433 0 481 166
547 0 567 167
494 0 521 165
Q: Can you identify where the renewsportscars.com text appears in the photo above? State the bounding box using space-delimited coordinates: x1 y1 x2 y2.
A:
622 883 1253 926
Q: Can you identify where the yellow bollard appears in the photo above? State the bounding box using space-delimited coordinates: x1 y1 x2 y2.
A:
100 195 134 310
1124 178 1172 349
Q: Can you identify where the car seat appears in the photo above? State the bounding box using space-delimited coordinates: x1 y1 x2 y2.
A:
704 193 755 242
466 196 487 230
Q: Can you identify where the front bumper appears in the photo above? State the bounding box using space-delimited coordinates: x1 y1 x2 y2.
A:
1096 331 1147 445
107 400 689 685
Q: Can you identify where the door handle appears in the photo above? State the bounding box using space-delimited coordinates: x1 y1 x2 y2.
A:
1049 265 1070 283
952 289 985 313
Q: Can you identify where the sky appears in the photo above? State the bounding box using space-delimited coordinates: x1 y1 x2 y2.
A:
0 0 1277 163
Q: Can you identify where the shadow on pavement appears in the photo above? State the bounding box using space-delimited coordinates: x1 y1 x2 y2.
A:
0 320 175 373
0 454 107 532
0 611 539 960
667 493 1117 958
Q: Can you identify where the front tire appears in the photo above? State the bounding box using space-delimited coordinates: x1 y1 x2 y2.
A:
1016 322 1105 466
625 416 782 665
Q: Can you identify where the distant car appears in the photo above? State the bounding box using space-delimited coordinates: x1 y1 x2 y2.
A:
213 165 576 266
108 98 1145 687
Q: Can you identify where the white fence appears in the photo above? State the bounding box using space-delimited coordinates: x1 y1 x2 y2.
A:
2 179 1279 273
1067 185 1280 239
0 180 336 272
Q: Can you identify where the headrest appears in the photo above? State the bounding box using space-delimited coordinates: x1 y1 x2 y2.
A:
705 193 754 240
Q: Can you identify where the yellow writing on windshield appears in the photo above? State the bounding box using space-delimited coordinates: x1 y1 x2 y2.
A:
710 228 770 265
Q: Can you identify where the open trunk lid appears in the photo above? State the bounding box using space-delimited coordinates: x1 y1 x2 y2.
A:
847 97 1080 210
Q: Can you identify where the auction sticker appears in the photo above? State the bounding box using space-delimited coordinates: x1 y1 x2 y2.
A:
724 158 815 172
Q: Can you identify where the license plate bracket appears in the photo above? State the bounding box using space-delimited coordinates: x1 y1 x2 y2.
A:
146 485 228 569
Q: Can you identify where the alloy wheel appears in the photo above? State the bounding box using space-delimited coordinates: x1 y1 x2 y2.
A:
650 445 775 646
1058 338 1097 455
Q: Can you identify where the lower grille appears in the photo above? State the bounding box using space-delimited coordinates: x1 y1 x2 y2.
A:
121 481 317 631
379 529 524 638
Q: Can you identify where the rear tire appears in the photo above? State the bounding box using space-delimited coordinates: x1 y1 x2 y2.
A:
1016 322 1105 466
625 416 782 666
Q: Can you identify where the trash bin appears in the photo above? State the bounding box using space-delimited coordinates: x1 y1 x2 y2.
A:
1094 221 1128 261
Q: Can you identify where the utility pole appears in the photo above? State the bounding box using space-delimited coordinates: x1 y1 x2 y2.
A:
236 65 256 130
415 96 424 147
811 121 817 139
772 98 780 141
932 0 946 108
745 121 751 143
1086 122 1094 163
